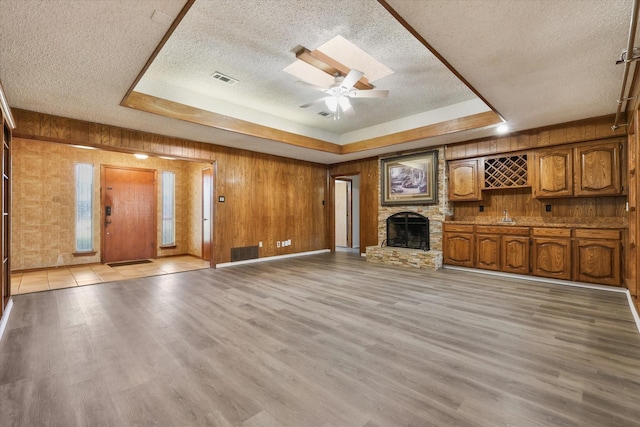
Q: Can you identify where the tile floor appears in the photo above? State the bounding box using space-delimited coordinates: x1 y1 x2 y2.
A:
11 255 211 295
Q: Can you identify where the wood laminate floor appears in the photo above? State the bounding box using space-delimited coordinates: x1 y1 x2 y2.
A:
1 252 640 426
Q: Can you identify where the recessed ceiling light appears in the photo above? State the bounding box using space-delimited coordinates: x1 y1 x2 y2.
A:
134 153 148 159
496 124 509 134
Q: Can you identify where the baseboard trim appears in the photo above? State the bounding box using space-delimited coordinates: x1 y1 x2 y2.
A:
216 249 330 268
0 298 13 342
443 265 640 333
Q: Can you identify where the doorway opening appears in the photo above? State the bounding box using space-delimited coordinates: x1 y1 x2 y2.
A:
202 166 213 263
334 175 360 253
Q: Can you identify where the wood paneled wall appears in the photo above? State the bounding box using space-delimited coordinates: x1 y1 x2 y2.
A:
12 109 329 265
329 157 379 254
454 188 626 219
214 147 328 261
445 114 626 160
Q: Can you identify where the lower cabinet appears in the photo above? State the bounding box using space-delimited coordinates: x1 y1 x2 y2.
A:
443 223 623 286
573 229 621 286
531 234 572 280
443 224 474 267
502 236 530 274
476 234 501 271
476 226 530 273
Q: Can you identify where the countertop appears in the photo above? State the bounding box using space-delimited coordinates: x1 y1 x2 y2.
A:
444 216 627 229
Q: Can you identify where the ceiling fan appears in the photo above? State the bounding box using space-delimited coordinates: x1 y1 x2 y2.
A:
298 69 389 120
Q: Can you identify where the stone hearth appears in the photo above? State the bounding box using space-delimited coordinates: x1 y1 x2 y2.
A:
366 246 443 270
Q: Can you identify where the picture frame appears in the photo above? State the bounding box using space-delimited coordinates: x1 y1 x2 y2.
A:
381 150 438 206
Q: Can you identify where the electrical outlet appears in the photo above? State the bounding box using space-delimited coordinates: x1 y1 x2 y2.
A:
479 205 484 212
276 241 281 248
545 204 552 212
259 241 262 248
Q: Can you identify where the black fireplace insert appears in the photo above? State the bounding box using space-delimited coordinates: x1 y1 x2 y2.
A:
385 212 430 251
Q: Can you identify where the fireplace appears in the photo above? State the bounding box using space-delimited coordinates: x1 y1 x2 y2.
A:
385 212 430 251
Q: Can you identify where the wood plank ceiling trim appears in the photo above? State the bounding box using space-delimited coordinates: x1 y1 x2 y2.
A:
123 91 501 156
341 111 502 154
123 91 342 154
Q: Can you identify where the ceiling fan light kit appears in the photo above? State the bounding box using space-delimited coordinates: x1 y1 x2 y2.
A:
297 64 389 120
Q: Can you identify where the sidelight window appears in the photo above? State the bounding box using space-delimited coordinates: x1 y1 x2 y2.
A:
75 163 94 252
161 171 175 246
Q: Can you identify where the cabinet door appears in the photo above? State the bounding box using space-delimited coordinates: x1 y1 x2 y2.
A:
532 238 572 280
443 232 475 267
573 239 621 286
448 159 482 201
502 236 530 275
574 141 622 196
532 148 573 198
476 234 500 271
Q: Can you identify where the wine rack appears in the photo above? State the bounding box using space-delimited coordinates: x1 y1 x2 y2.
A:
484 154 529 189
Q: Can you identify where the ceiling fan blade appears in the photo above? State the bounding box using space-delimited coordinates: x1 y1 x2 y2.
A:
300 97 326 108
347 89 389 98
341 69 364 90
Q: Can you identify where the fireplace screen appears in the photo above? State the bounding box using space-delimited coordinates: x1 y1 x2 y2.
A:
385 212 430 251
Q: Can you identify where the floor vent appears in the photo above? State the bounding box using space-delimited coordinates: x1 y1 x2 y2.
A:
231 246 259 262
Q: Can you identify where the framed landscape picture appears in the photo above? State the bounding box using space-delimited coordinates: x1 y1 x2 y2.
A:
381 150 438 206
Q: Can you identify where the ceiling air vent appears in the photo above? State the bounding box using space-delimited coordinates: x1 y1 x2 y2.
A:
210 71 238 85
318 111 331 117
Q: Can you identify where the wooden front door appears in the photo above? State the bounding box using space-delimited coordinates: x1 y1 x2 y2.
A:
202 167 213 262
101 166 157 263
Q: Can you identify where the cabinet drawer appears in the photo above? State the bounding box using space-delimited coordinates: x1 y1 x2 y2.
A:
476 225 530 236
532 227 571 238
574 229 621 240
443 224 474 233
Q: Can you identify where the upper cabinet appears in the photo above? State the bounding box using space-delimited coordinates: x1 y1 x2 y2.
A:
574 141 622 196
532 148 573 198
448 159 482 201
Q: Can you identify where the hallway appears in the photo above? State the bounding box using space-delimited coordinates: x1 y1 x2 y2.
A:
11 255 210 294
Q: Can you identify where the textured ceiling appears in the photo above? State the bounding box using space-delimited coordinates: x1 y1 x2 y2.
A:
0 0 636 164
136 0 481 140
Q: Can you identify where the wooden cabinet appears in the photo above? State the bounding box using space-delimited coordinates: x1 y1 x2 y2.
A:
475 225 530 273
531 228 572 280
443 224 475 267
502 236 530 275
444 223 623 286
532 148 573 198
448 159 482 201
573 229 622 286
476 233 500 271
574 141 622 196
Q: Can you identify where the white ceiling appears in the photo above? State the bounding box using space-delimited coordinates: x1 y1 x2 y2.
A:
0 0 635 164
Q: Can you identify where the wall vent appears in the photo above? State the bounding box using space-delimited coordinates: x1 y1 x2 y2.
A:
231 245 259 262
211 71 239 85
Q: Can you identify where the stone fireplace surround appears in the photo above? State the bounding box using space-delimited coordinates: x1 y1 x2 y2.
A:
366 147 447 270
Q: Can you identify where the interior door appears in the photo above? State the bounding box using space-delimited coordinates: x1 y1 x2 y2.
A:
102 166 157 263
202 167 213 262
